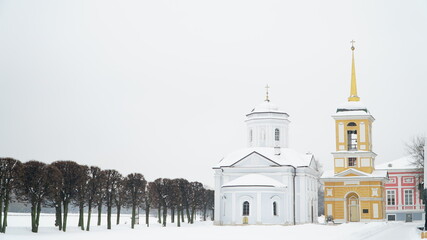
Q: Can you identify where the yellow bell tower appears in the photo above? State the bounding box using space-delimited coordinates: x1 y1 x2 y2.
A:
333 41 375 174
321 41 388 223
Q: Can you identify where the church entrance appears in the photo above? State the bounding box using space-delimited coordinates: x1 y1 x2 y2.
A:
346 193 360 222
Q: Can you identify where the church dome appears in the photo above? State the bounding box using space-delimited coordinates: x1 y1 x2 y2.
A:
249 100 286 114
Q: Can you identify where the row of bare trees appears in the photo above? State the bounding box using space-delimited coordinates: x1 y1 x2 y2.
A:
0 158 214 233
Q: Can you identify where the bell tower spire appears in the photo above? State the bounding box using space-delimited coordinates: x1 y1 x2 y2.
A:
348 40 360 102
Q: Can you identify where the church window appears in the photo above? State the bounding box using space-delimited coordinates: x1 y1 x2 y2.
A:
243 201 250 216
404 189 413 205
347 122 357 126
275 128 280 141
273 202 278 216
386 190 396 206
348 157 357 167
249 130 253 142
347 130 357 150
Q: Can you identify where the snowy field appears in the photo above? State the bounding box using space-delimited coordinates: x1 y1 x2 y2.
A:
2 213 421 240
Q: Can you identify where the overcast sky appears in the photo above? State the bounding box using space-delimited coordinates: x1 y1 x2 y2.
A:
1 0 426 187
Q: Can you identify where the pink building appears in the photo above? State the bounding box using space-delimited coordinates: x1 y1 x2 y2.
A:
377 156 424 222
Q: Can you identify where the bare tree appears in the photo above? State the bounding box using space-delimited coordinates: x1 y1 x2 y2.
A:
75 165 89 230
86 166 104 231
153 178 168 227
201 188 214 221
104 169 121 229
188 181 204 224
97 170 107 226
52 161 85 232
406 135 426 169
176 179 191 223
169 179 183 227
124 173 147 229
146 182 158 227
0 158 22 233
16 161 61 233
114 176 125 225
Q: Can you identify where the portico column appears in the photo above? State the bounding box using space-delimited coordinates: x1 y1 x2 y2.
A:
257 192 261 224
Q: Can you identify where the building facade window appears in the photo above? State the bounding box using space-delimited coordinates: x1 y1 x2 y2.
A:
404 189 414 205
348 157 357 167
386 190 396 206
387 214 396 221
273 202 277 216
249 130 253 142
243 201 250 216
347 122 357 126
275 128 280 141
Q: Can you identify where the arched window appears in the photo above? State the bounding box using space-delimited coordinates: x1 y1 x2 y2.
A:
347 122 357 126
275 128 280 141
243 201 250 216
249 130 253 142
273 202 278 216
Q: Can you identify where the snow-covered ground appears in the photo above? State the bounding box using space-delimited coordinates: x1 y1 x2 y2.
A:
2 213 421 240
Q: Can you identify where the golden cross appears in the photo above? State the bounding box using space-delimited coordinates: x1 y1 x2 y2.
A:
350 40 355 51
265 84 270 102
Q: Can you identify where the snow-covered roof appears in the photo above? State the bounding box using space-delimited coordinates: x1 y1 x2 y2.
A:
214 147 313 168
222 174 286 188
333 101 372 117
248 101 287 115
376 156 419 170
336 101 368 112
322 168 388 179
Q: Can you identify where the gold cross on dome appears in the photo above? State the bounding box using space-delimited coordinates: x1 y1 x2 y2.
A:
350 40 355 50
265 84 270 102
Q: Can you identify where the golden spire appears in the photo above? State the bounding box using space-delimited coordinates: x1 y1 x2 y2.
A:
265 84 270 102
348 40 360 102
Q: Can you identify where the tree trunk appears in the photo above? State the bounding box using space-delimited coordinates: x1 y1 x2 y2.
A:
185 205 190 223
31 202 36 233
190 206 195 224
55 201 62 231
145 203 150 227
2 192 10 233
116 204 121 225
157 205 161 224
79 202 84 230
107 205 111 229
107 205 112 229
131 204 136 229
0 197 3 232
181 208 184 223
171 207 175 223
211 208 214 221
62 201 69 232
177 206 181 227
162 205 167 227
203 205 207 221
97 203 102 226
35 201 41 233
86 201 92 231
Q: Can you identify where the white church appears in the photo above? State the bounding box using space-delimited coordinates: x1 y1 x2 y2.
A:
213 91 321 225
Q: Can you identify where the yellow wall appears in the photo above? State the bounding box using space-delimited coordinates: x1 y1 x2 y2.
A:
324 181 385 221
334 157 374 174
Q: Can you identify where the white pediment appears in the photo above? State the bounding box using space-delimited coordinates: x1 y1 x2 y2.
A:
335 168 370 177
232 152 280 167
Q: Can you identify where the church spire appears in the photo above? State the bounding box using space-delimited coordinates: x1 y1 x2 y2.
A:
348 40 360 102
